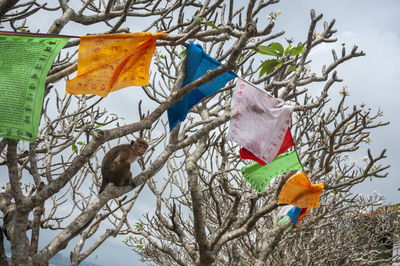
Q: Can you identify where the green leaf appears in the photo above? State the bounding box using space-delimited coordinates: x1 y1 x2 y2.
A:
193 16 203 22
259 66 268 77
135 222 145 230
77 141 84 145
258 59 279 77
284 44 292 55
289 65 296 72
270 42 284 56
254 45 279 56
179 49 188 57
160 55 166 59
72 143 78 154
289 45 304 56
205 22 224 33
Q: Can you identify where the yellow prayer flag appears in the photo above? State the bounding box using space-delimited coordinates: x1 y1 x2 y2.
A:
66 32 167 97
278 172 324 208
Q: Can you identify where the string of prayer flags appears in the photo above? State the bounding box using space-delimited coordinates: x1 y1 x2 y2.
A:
278 172 324 208
239 128 294 165
241 150 302 194
167 42 236 131
0 32 69 141
287 206 310 226
228 78 294 165
278 205 310 226
66 32 167 97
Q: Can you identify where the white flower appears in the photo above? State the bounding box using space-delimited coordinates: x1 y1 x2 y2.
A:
361 156 368 162
339 86 349 96
364 136 372 144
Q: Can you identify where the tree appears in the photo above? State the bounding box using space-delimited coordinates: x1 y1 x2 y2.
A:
270 200 400 265
0 0 394 265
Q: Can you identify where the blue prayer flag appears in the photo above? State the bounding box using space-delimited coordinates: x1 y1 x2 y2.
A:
167 42 236 131
287 206 301 225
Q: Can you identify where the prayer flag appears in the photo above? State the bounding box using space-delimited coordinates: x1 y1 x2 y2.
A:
241 150 302 194
0 32 69 141
278 215 290 226
66 32 167 97
278 204 295 217
278 172 324 208
239 128 294 165
167 42 236 131
228 79 293 164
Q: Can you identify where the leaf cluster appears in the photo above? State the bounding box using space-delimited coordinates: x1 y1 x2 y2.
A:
254 42 304 77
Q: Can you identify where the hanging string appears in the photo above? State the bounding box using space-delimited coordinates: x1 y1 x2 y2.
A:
0 30 78 38
237 77 271 95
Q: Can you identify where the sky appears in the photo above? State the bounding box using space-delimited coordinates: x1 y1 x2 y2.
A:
2 0 400 265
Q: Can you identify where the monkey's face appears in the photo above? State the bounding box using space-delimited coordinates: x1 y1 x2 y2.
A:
135 140 148 156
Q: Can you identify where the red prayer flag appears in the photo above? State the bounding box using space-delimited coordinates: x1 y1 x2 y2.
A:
240 129 294 165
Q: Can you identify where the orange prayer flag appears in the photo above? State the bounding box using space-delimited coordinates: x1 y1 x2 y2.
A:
66 32 167 97
278 172 324 208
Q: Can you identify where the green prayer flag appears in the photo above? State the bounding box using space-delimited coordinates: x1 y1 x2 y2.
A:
241 150 302 194
0 32 69 141
278 215 290 226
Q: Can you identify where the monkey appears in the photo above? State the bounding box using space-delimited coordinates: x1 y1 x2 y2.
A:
99 138 148 194
60 140 149 248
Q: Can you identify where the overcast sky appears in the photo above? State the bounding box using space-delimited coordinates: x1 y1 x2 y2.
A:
2 0 400 265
